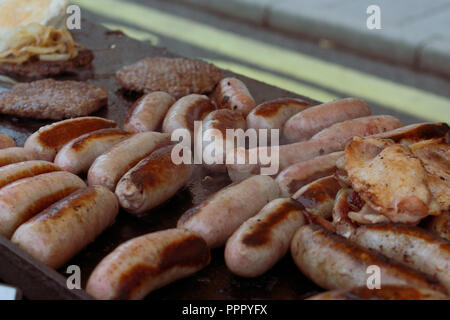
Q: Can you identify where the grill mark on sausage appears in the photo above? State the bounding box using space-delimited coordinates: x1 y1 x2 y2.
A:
71 128 129 151
37 118 117 148
178 178 247 223
186 98 215 131
207 109 245 135
0 163 61 189
253 98 311 117
287 167 338 194
127 145 177 191
241 199 305 247
19 186 81 223
113 235 210 299
29 187 98 223
308 225 445 291
294 176 341 209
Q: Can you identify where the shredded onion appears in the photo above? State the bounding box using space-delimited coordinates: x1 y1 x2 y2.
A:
0 23 83 64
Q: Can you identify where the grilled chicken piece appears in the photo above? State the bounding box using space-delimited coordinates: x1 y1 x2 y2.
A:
372 122 449 145
0 49 94 79
116 57 222 99
345 137 440 224
0 79 108 120
410 138 450 212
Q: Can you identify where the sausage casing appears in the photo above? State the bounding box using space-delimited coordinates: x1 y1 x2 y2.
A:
86 228 210 300
0 160 61 189
11 186 118 269
0 171 86 238
178 175 280 248
124 91 175 133
115 145 193 215
290 224 445 292
54 128 130 175
24 117 117 161
87 132 169 191
225 198 305 277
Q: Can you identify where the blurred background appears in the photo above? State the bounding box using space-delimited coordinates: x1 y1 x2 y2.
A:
74 1 450 122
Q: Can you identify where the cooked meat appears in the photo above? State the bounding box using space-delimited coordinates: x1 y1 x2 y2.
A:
0 79 108 120
116 57 222 99
410 138 450 212
345 137 440 224
0 49 93 79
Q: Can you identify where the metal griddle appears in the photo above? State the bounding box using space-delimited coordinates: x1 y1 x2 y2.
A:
0 20 325 300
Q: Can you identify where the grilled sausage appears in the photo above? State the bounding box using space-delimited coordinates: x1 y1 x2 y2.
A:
276 151 343 196
246 97 312 132
178 175 280 248
0 133 16 149
54 128 130 175
11 186 118 269
290 224 445 292
162 94 215 135
226 115 402 179
86 228 210 300
283 98 371 142
307 285 449 300
426 211 450 241
115 145 193 215
0 171 85 238
372 122 449 144
124 91 175 133
350 223 450 294
24 117 117 161
225 198 305 277
292 176 342 219
211 77 255 116
87 132 170 191
0 160 61 189
200 109 246 172
0 147 35 167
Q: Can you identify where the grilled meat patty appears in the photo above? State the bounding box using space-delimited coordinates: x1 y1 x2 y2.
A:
0 78 108 120
116 57 222 99
0 49 94 79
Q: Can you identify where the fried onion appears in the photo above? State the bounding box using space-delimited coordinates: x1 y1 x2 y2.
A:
0 23 83 64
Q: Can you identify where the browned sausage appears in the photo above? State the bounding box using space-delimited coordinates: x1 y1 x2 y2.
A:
11 186 119 269
24 117 117 161
0 160 61 189
290 224 445 293
211 77 255 116
86 228 210 300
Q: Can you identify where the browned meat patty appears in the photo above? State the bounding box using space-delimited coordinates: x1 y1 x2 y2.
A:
0 49 94 80
116 57 222 99
0 79 108 120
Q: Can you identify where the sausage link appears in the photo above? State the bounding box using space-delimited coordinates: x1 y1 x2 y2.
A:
24 117 117 161
290 224 446 293
351 223 450 294
86 228 210 300
115 145 193 215
0 171 86 238
0 147 35 167
0 160 61 189
0 133 16 149
225 198 305 277
211 77 255 116
276 151 343 196
283 98 371 142
162 94 215 135
178 175 280 248
11 186 118 269
87 132 169 191
246 97 312 131
124 91 175 133
292 176 342 219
